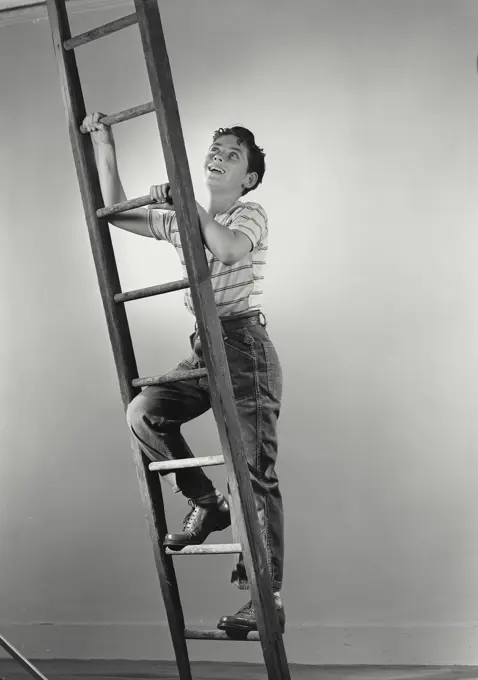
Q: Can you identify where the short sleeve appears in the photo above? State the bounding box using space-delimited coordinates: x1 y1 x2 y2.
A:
230 202 268 250
147 206 177 243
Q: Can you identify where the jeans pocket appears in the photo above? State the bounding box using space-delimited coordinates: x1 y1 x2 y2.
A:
223 329 256 401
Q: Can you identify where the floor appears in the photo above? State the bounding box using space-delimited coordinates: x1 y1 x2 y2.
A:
1 660 478 680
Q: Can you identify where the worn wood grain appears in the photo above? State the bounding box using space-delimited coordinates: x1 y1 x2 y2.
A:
133 367 208 388
96 194 152 218
184 628 259 641
166 543 242 555
46 0 139 406
134 1 291 678
63 12 137 50
46 3 191 679
149 455 224 471
114 278 189 303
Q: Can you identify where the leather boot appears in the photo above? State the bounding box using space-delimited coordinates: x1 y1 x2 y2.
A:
164 496 231 550
217 600 285 635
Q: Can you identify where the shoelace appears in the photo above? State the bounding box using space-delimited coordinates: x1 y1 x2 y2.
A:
236 600 254 616
183 500 201 533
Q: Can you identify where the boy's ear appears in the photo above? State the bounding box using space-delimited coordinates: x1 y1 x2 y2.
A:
243 171 258 190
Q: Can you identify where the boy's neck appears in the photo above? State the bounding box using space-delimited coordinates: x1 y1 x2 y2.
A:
206 190 242 217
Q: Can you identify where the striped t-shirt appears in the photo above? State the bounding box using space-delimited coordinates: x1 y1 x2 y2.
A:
148 200 268 317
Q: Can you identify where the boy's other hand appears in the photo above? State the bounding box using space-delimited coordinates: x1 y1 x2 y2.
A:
82 112 114 146
150 183 174 209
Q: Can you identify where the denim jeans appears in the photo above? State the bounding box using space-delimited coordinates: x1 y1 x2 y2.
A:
126 311 284 592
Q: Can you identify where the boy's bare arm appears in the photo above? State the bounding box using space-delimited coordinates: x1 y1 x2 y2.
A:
82 113 151 238
196 204 252 265
149 184 252 265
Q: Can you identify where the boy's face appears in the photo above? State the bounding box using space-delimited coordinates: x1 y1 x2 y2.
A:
204 134 257 195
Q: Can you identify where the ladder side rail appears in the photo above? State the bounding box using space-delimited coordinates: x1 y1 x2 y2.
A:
46 0 137 405
45 4 192 679
134 2 290 677
0 635 50 680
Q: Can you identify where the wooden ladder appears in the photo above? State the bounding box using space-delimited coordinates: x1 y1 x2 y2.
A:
45 1 291 678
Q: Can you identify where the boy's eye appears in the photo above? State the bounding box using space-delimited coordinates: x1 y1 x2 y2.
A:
230 152 238 159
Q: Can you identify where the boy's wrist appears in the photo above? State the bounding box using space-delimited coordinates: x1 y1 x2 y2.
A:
94 139 116 154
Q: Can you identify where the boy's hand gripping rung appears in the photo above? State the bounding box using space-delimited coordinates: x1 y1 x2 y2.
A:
79 102 155 133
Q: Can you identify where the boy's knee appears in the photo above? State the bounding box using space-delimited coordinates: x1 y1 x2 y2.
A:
126 394 146 434
126 391 169 437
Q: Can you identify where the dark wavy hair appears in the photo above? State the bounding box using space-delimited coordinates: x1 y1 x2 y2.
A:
212 126 266 196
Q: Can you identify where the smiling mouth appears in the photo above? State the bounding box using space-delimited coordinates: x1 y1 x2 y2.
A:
207 164 226 174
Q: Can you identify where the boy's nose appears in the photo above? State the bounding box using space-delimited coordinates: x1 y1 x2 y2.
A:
213 154 224 163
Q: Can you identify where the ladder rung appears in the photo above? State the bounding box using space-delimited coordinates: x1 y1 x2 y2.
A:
150 455 224 472
114 278 189 303
97 194 152 219
79 102 155 133
63 13 138 51
184 628 259 641
166 543 241 555
133 367 207 388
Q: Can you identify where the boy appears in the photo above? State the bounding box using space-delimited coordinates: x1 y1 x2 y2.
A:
82 112 285 634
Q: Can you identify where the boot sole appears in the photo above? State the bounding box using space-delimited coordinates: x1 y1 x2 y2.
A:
165 541 201 551
163 520 231 550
